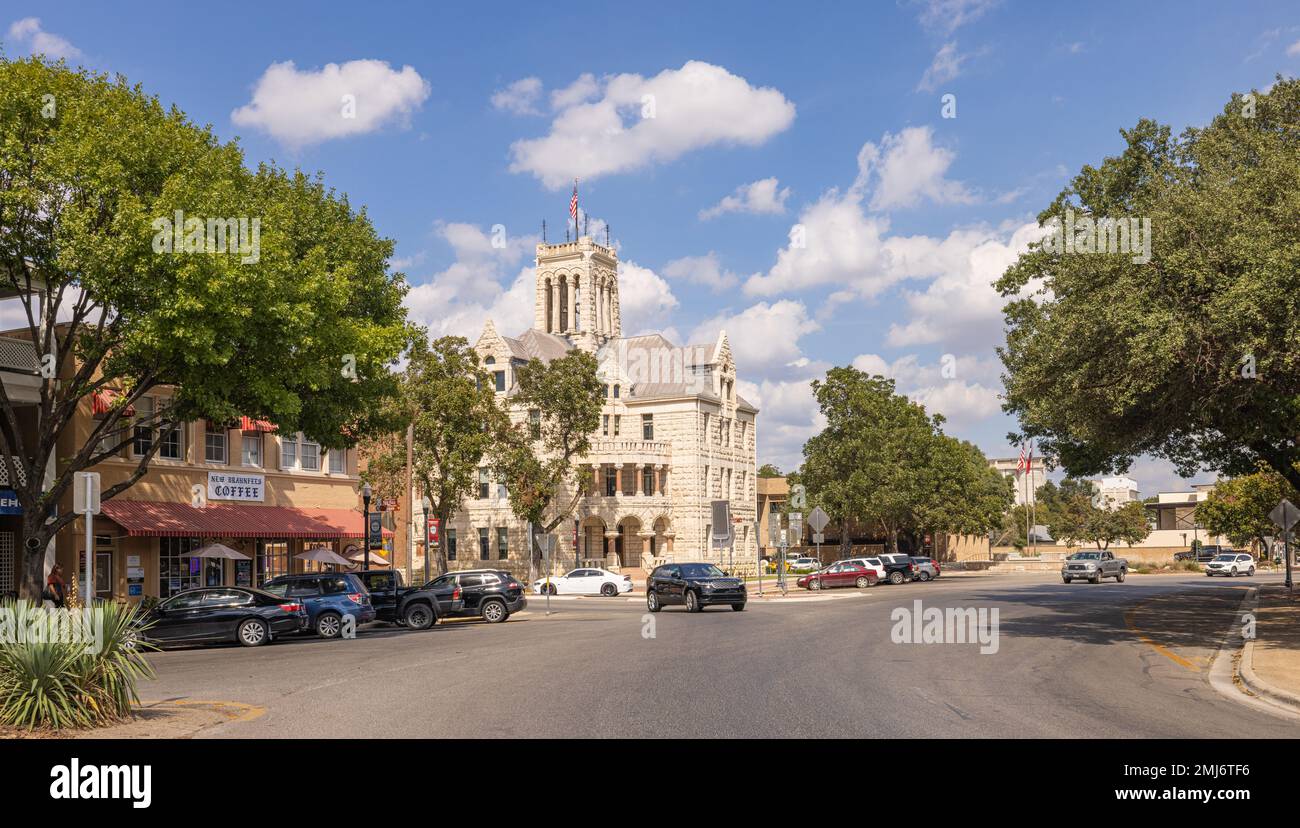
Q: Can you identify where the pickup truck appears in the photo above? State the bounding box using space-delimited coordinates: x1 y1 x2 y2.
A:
1061 550 1127 584
352 569 461 630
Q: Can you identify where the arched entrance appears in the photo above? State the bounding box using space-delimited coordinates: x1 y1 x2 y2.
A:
579 516 607 566
651 516 672 563
618 516 643 568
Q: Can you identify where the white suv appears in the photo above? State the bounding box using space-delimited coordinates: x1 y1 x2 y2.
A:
840 557 886 579
1205 553 1255 577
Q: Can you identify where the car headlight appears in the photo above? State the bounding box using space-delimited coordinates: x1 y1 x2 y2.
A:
702 583 714 591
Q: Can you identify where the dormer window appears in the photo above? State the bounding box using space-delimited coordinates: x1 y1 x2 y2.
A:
613 384 621 399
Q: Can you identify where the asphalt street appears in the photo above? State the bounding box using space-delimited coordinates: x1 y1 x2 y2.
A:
137 571 1300 738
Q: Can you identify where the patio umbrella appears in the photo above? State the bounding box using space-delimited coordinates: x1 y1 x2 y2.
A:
296 547 354 566
348 548 389 566
189 542 250 560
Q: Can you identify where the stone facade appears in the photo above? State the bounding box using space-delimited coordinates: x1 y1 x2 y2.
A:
438 235 758 577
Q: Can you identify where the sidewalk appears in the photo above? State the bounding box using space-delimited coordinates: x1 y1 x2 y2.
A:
1237 584 1300 710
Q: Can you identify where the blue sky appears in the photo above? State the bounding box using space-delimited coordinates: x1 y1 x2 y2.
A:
6 1 1298 494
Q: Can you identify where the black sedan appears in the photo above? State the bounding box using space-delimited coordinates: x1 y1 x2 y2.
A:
646 562 746 612
139 587 308 647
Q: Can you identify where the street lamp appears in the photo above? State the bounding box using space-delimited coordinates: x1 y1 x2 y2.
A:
362 482 373 571
421 495 432 584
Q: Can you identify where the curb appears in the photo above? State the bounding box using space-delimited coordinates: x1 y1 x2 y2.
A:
1235 587 1300 714
1207 586 1300 721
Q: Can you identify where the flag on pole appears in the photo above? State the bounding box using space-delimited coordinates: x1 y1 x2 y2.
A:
1025 441 1034 472
1016 442 1027 473
569 181 579 220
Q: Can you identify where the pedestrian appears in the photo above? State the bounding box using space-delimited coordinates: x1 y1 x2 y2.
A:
44 563 66 608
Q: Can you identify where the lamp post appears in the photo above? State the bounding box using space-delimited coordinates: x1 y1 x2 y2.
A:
421 495 432 584
362 482 373 571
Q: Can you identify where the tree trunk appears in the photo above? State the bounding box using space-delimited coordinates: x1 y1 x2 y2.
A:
436 508 451 576
19 515 53 600
839 517 852 559
888 527 899 555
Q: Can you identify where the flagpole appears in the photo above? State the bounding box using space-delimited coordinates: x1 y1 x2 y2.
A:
1029 442 1037 557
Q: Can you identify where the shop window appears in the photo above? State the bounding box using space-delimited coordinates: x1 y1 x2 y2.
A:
256 541 290 586
159 537 201 598
497 527 509 559
242 433 263 467
205 425 228 464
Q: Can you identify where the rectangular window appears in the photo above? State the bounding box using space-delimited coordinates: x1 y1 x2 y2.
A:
605 467 618 497
494 371 505 392
529 409 541 439
497 527 509 560
329 448 345 474
447 528 457 561
602 414 609 436
478 528 490 560
159 423 183 460
478 468 490 499
300 438 320 471
613 415 620 437
256 541 290 587
280 435 297 469
132 397 154 456
159 537 201 598
642 414 653 441
642 466 655 496
205 425 227 464
242 433 262 467
496 477 507 500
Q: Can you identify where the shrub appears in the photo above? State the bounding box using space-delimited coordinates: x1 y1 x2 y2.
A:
0 599 156 730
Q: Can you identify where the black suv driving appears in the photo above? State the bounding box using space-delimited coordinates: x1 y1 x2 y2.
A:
423 569 527 623
646 562 746 612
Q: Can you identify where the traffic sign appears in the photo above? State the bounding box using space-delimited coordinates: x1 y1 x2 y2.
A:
808 506 830 534
788 511 803 542
768 516 780 546
1270 499 1300 532
74 472 101 515
711 500 731 539
812 532 825 544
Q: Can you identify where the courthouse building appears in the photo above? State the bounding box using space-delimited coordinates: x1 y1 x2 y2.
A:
436 233 759 578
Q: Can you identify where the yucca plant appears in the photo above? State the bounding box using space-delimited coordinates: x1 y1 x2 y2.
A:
0 598 156 730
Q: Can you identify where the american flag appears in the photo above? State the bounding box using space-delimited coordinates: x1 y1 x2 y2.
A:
569 181 579 220
1016 442 1027 473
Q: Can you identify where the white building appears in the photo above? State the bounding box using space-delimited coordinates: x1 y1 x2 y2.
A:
989 457 1047 507
1093 476 1139 510
434 233 758 577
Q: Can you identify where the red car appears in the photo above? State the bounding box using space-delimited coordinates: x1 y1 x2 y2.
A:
798 562 878 591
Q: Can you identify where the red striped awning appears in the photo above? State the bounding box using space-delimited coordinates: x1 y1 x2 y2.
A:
100 499 389 539
239 416 278 432
91 388 136 417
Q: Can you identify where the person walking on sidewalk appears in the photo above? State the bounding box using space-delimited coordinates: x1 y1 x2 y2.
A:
44 564 66 608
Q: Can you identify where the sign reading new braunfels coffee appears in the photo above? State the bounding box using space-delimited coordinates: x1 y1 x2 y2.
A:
208 471 265 502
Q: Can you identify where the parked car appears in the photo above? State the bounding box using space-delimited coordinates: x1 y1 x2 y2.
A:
1061 550 1128 583
1173 549 1197 562
909 556 941 581
839 557 887 580
646 562 747 612
531 567 633 596
877 553 917 585
1205 552 1256 577
352 569 454 630
798 561 878 591
423 569 527 623
139 587 308 648
261 573 376 638
785 556 821 574
1193 545 1231 562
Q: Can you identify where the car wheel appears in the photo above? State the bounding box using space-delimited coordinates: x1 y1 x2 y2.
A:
545 583 558 595
403 603 435 630
919 572 932 582
685 590 701 613
600 583 618 597
1089 572 1101 584
732 603 746 611
855 576 871 589
316 612 342 639
1062 577 1071 584
1248 567 1256 576
889 571 905 585
237 618 268 647
647 591 661 612
809 579 822 590
480 599 507 623
1116 568 1126 583
1230 567 1238 576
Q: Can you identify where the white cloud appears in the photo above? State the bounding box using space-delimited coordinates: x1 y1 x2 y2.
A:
688 300 820 376
699 177 791 220
661 252 741 292
550 73 600 110
491 77 543 115
231 60 430 149
508 61 796 189
913 0 1000 34
6 17 81 60
860 126 976 210
741 376 823 472
618 261 679 334
1289 39 1300 57
917 41 977 92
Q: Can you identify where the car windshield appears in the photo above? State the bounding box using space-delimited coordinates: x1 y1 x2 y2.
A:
1213 554 1235 561
261 582 288 596
1070 552 1102 560
680 564 727 578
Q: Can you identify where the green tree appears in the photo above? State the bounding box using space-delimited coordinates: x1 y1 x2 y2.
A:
1196 465 1299 551
757 463 782 478
996 78 1300 494
359 335 506 577
1037 479 1150 550
492 350 604 574
0 58 409 597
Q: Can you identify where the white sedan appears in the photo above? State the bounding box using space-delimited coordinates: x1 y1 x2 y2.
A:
532 568 633 596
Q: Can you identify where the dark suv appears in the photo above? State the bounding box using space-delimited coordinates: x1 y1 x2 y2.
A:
423 569 527 623
262 573 376 638
646 562 746 612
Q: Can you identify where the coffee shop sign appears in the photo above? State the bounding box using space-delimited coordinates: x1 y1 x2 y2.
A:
208 472 265 502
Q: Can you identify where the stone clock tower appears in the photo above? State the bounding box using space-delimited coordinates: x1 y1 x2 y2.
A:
533 235 620 352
